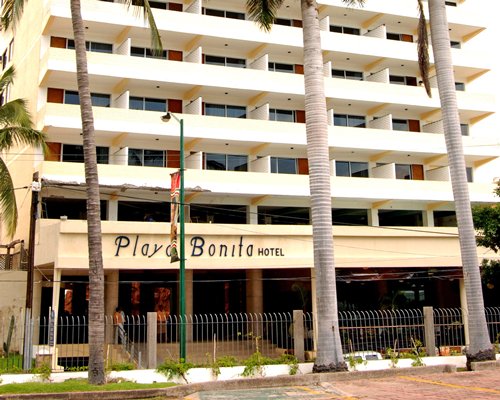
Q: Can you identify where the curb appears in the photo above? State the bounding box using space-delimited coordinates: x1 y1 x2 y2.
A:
0 364 456 400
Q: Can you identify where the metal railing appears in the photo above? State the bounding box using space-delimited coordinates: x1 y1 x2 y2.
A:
1 306 499 372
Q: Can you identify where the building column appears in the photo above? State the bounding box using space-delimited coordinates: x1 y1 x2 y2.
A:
248 205 258 224
368 208 379 226
105 270 119 317
459 278 470 346
51 268 62 370
245 269 263 314
423 209 435 227
107 200 118 221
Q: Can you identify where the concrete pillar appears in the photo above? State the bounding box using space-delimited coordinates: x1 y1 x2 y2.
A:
51 268 61 371
105 270 119 344
293 310 305 362
107 200 118 221
459 279 470 346
423 306 436 356
248 204 258 224
246 269 263 314
423 209 435 227
310 268 317 351
147 312 157 369
368 208 379 226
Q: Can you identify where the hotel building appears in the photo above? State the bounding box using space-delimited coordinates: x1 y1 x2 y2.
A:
1 0 499 321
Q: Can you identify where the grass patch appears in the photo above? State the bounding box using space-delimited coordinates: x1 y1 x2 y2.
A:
0 379 175 394
0 354 23 373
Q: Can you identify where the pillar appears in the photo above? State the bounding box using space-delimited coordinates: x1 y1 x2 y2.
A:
51 268 61 371
105 270 119 344
107 200 118 221
248 204 258 224
245 269 263 314
368 208 379 226
423 209 435 227
459 278 470 346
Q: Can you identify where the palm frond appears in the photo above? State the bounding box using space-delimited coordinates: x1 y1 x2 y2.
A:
0 157 18 238
0 0 27 30
417 0 431 97
116 0 163 56
0 126 46 152
0 67 15 95
246 0 284 32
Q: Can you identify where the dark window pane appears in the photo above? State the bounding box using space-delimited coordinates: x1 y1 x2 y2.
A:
144 150 164 167
450 41 461 49
226 105 246 119
205 55 225 66
96 146 109 164
348 115 365 128
330 25 342 33
150 1 167 9
270 109 294 122
205 8 225 17
91 93 110 107
345 70 363 80
466 167 473 182
145 48 168 59
335 161 350 177
350 162 369 177
206 153 226 170
332 69 345 78
64 90 80 105
227 155 248 171
390 75 406 85
277 157 296 174
334 114 347 126
131 47 144 57
226 11 245 20
129 96 144 110
270 62 294 73
90 42 112 53
460 124 469 136
226 57 246 68
386 32 400 41
128 148 143 166
392 119 409 131
343 27 360 35
396 164 412 179
62 144 84 162
144 98 166 112
205 103 226 117
275 18 292 26
455 82 465 91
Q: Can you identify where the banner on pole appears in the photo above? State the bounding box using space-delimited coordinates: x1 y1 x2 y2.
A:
170 172 180 263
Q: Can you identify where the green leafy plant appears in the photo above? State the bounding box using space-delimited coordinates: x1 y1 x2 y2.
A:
156 359 195 382
277 354 299 375
65 366 88 372
32 363 51 382
207 355 238 377
409 338 426 367
107 362 134 371
385 347 399 368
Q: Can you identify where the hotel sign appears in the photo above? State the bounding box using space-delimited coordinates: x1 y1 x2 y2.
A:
113 235 286 259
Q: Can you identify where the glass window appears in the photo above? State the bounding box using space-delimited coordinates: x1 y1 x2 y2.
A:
64 90 80 105
270 109 295 122
395 164 412 180
62 144 108 164
90 93 111 107
226 11 245 20
226 57 246 68
226 105 246 118
128 148 143 166
389 75 406 85
128 149 165 167
129 96 144 110
67 40 112 53
204 8 245 19
335 161 368 178
334 114 365 128
335 161 350 177
205 103 226 117
204 8 225 17
275 18 292 26
466 167 473 182
145 98 166 112
269 62 294 73
332 69 363 81
228 155 248 171
206 153 226 170
460 123 469 136
205 55 226 66
271 157 296 174
450 41 461 49
330 25 360 35
455 82 465 91
392 119 409 131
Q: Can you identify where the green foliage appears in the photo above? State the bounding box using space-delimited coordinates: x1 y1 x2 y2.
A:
156 359 195 382
32 363 51 382
241 351 269 377
107 362 134 371
409 338 426 367
65 366 88 372
2 315 14 355
0 353 23 373
473 182 500 253
0 379 175 395
385 347 399 368
207 355 238 377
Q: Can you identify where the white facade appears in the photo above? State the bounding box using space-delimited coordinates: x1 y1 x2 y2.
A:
1 0 499 318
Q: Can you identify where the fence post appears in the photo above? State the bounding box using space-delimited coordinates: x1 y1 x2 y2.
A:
147 312 157 369
423 306 436 356
23 308 33 370
293 310 305 362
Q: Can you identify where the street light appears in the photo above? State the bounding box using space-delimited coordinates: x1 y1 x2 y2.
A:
161 111 186 361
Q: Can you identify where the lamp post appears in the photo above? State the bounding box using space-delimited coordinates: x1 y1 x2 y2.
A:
161 112 186 361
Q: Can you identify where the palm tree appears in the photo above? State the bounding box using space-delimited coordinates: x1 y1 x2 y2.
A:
425 0 494 368
247 0 364 372
0 66 46 239
3 0 162 384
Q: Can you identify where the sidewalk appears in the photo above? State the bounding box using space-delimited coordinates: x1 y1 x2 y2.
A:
1 362 499 400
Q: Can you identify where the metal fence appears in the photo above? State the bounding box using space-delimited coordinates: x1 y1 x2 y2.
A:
1 306 500 372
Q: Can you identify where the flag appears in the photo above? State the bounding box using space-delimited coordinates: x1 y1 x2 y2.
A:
170 172 180 263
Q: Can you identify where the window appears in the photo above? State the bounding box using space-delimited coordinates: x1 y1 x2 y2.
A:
460 123 469 136
64 90 111 107
268 62 294 73
389 75 418 86
330 25 360 35
205 153 248 171
271 157 297 174
455 82 465 91
129 96 167 112
332 69 363 81
128 149 165 167
203 8 245 20
466 167 473 183
392 119 409 131
150 1 167 9
205 103 246 118
445 1 457 6
67 40 113 53
275 18 292 26
334 114 365 128
205 55 246 68
450 41 461 49
2 39 14 70
332 208 369 226
395 164 412 180
386 32 413 42
62 144 109 164
335 161 369 178
269 108 295 122
131 46 168 59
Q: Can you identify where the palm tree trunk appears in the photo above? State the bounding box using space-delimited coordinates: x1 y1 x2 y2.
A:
301 0 346 372
428 0 494 367
69 0 106 384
